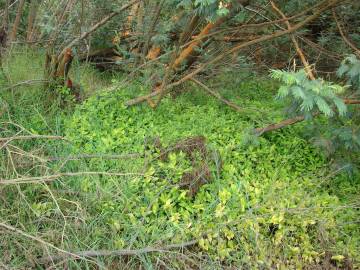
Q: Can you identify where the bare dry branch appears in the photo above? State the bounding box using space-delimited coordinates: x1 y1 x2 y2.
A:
0 171 145 185
59 0 141 59
332 9 360 57
2 79 49 91
254 99 359 135
46 153 141 162
0 135 65 142
270 1 316 80
190 78 245 112
0 221 98 267
125 0 343 106
40 239 198 264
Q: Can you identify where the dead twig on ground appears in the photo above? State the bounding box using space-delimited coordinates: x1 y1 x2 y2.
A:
40 239 198 264
2 79 49 91
46 153 141 162
0 221 99 268
0 135 66 150
0 171 145 185
0 135 65 142
190 78 245 112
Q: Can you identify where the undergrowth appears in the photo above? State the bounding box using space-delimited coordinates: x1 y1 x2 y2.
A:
0 50 359 269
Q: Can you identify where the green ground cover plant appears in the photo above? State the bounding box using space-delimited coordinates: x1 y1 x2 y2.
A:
0 50 359 269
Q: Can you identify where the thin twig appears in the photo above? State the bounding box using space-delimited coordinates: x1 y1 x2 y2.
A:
46 153 141 162
0 221 100 268
0 221 81 261
332 9 360 57
0 171 144 185
0 135 66 150
40 239 198 264
254 98 359 135
125 0 343 106
58 0 141 59
2 79 49 91
190 78 245 112
270 1 316 80
0 135 65 142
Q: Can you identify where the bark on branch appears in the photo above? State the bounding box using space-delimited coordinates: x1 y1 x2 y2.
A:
125 0 343 107
332 9 360 57
7 0 25 45
270 1 316 80
254 99 359 135
254 115 309 135
58 0 141 59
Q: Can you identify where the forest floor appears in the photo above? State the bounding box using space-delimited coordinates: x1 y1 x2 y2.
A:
0 48 359 269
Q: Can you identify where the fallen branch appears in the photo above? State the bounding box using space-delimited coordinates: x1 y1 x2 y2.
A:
47 153 141 162
0 171 144 185
2 79 49 91
172 0 340 88
0 221 81 262
0 134 66 150
343 99 360 105
190 78 245 112
0 135 65 142
254 115 308 135
118 2 332 101
125 90 160 106
254 99 359 135
40 239 198 264
125 0 343 106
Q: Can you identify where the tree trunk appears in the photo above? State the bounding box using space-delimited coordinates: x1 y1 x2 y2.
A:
0 0 9 47
142 0 164 58
172 18 223 71
44 0 142 101
171 0 251 71
178 15 200 45
148 0 248 107
123 2 139 37
1 0 10 29
26 0 41 43
8 0 26 45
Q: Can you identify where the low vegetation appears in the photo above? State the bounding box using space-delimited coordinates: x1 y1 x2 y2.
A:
0 0 359 269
